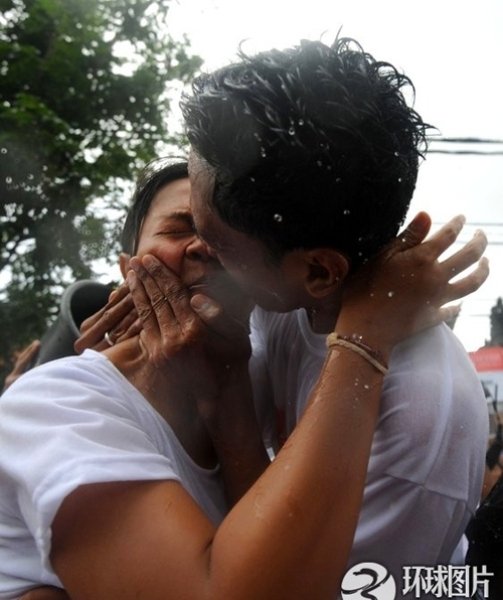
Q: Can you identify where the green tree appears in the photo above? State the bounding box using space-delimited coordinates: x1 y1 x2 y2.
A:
0 0 202 385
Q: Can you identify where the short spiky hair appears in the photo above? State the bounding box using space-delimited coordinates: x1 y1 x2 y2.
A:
181 37 432 267
121 157 188 254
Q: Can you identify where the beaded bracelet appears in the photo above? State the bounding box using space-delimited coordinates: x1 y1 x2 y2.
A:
326 332 389 375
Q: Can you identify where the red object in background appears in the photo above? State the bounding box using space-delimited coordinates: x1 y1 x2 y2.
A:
470 346 503 373
469 347 503 436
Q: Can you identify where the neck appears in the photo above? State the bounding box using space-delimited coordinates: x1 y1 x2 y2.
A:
307 293 343 334
105 338 218 469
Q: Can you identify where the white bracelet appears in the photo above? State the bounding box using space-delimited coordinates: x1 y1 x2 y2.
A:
326 333 389 375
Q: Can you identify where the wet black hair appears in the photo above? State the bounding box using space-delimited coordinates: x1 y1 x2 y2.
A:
181 36 433 268
120 157 189 254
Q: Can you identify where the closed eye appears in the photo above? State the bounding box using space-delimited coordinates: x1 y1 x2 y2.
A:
156 228 195 237
155 212 196 238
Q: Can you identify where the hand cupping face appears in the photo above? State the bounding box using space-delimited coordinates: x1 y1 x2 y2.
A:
337 213 489 354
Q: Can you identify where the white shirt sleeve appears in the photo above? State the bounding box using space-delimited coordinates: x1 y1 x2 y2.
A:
0 351 181 571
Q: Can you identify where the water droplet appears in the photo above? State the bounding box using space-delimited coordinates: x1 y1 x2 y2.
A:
1 148 7 154
363 384 370 390
316 160 322 167
249 176 255 183
397 177 403 183
273 213 283 222
5 176 12 183
129 96 136 103
260 147 266 157
343 209 350 216
394 151 399 157
298 118 304 126
288 126 295 136
387 291 395 297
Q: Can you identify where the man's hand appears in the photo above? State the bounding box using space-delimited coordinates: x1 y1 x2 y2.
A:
338 212 489 355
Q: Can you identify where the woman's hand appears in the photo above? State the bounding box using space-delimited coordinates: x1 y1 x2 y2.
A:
2 340 40 391
124 254 252 394
338 212 489 356
74 284 141 353
128 254 252 367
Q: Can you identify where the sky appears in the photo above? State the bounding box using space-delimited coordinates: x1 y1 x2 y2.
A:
165 0 503 352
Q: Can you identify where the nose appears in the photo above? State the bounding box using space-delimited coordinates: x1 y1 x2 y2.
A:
185 235 217 262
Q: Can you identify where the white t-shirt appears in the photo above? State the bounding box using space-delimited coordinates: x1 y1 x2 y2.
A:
0 350 227 599
249 307 488 587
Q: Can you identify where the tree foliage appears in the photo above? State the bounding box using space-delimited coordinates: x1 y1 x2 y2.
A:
0 0 202 385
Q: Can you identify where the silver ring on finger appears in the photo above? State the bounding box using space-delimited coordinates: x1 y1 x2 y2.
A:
104 331 115 346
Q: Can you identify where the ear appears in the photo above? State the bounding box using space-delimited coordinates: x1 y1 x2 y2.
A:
119 252 131 279
303 248 349 299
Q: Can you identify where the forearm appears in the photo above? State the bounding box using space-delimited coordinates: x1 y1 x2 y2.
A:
207 347 384 599
201 363 270 505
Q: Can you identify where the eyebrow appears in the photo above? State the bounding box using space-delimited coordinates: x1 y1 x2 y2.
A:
160 211 195 226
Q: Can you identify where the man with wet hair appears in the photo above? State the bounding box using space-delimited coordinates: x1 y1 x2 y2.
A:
182 38 427 279
181 37 488 582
